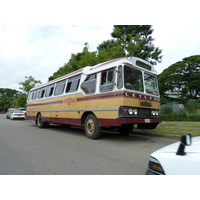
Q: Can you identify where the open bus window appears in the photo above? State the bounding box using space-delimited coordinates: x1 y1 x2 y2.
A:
144 73 159 96
54 80 66 96
124 66 144 92
100 68 115 92
38 87 46 99
66 75 81 93
45 84 55 97
81 74 96 94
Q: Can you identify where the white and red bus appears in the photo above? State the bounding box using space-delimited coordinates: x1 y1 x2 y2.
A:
26 57 161 139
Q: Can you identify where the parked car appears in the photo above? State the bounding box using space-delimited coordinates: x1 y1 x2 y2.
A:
10 109 25 120
146 133 200 175
6 108 16 119
18 107 26 114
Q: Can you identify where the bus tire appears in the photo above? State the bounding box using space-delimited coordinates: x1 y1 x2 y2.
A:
84 114 101 139
118 124 133 135
37 113 46 128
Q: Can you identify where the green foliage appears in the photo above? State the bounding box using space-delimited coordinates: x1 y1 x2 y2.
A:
187 99 198 114
19 76 42 94
160 95 168 104
188 114 200 121
48 25 163 81
110 25 162 65
160 99 200 121
171 109 187 121
0 88 22 111
160 104 173 116
158 55 200 99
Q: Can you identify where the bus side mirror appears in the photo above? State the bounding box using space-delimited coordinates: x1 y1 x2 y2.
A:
176 133 192 156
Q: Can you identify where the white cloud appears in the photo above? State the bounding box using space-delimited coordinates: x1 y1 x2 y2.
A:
0 24 200 91
0 25 113 90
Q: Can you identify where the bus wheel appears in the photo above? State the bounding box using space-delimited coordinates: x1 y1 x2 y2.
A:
37 113 46 128
118 124 133 135
85 114 101 139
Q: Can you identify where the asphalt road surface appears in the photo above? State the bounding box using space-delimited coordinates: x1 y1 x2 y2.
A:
0 114 177 175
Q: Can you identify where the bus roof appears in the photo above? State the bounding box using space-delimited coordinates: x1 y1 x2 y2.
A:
30 57 155 91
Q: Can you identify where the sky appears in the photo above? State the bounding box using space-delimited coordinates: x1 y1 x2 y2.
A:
0 1 200 92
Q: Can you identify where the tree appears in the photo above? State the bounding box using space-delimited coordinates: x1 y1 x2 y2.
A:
106 25 162 65
158 55 200 100
0 88 20 111
49 43 98 81
19 76 42 94
49 25 162 81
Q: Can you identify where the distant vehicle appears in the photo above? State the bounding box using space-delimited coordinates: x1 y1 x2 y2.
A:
19 107 26 114
6 108 16 119
146 133 200 175
10 109 25 120
0 111 5 114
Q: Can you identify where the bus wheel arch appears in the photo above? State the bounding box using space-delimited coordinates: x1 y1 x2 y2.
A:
36 112 47 128
83 112 102 139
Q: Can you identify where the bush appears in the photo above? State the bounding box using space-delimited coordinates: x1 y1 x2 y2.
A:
187 99 198 114
171 109 187 121
188 114 200 121
160 104 173 115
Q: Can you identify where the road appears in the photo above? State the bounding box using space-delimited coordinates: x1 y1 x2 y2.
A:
0 114 177 175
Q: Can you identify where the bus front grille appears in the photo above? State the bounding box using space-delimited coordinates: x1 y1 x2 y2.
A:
138 109 151 117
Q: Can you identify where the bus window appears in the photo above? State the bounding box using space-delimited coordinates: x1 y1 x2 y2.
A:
29 91 35 100
81 74 96 94
124 66 144 92
54 80 66 96
117 65 123 89
32 90 38 100
144 73 159 96
100 68 115 92
38 87 46 99
45 84 55 97
66 75 81 93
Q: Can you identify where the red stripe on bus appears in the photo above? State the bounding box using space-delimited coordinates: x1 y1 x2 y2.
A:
27 115 161 127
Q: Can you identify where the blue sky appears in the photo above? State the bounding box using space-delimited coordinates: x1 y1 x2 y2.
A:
0 1 200 91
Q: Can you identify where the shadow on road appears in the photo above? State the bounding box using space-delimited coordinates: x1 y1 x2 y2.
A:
28 122 156 143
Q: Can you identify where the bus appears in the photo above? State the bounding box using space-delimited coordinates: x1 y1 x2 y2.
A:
26 57 161 139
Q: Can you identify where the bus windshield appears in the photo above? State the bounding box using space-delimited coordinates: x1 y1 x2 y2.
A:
144 73 159 96
123 65 159 96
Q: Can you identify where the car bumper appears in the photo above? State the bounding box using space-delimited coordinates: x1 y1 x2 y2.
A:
146 169 164 175
12 116 25 119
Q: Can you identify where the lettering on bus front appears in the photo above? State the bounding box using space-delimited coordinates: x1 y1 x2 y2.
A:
125 92 159 101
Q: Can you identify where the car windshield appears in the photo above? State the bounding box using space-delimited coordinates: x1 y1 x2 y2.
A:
14 110 23 113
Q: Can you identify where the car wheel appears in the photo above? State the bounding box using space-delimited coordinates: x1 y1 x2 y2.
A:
84 114 101 139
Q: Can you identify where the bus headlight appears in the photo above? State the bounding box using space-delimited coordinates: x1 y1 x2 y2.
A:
128 108 133 115
128 108 138 115
119 106 138 117
151 110 159 116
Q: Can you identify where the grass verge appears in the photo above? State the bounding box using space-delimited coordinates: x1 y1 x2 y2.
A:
134 121 200 137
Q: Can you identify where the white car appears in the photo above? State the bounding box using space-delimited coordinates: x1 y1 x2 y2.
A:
10 109 26 120
146 133 200 175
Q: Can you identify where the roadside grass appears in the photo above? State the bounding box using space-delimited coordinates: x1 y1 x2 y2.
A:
135 121 200 137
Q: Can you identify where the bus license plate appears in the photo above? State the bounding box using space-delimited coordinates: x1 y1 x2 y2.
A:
145 119 151 123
